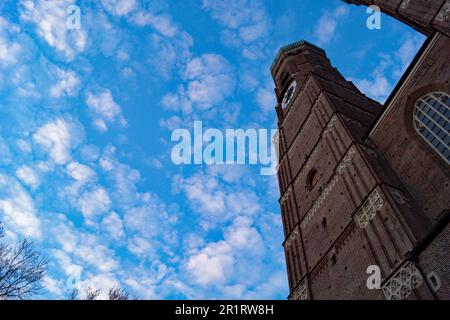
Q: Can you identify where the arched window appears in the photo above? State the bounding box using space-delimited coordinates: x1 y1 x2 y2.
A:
306 169 320 191
413 92 450 164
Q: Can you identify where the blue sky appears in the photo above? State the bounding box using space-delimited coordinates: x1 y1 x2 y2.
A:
0 0 425 299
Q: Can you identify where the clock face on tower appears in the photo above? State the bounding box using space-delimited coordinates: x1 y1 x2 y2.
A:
281 80 297 109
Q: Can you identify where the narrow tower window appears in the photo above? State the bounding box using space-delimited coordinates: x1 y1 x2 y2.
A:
321 217 327 229
413 92 450 164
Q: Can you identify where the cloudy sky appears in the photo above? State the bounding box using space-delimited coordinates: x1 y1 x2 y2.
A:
0 0 424 299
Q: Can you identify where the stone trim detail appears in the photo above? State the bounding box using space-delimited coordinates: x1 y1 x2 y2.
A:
382 261 423 300
290 279 309 300
301 176 339 229
354 189 384 229
301 146 357 229
285 226 300 248
435 1 450 22
281 186 292 203
323 114 338 135
337 147 357 174
400 0 411 10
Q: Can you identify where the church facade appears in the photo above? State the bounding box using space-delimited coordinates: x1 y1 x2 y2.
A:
272 0 449 300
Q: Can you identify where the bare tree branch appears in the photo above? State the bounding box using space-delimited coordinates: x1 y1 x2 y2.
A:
0 223 48 300
68 286 131 300
108 287 129 300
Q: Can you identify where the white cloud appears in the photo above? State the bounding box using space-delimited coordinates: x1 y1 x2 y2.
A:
173 168 260 229
0 138 12 166
66 162 96 183
102 212 125 240
86 89 127 132
77 273 121 299
395 34 424 74
0 17 22 67
159 115 183 131
355 76 391 102
16 165 40 189
124 263 170 299
162 54 235 113
127 235 154 257
49 67 80 98
202 0 270 58
52 249 83 278
132 12 178 37
101 0 137 17
101 0 180 39
42 276 63 296
16 139 32 153
60 162 97 215
50 215 119 273
99 146 141 207
256 87 276 114
353 34 424 102
124 194 172 238
76 241 118 273
79 145 100 162
147 32 193 80
242 271 287 299
20 0 87 60
224 218 263 252
174 173 226 216
0 174 41 239
314 5 349 46
184 54 235 110
78 187 112 219
186 241 234 286
185 217 264 287
33 118 83 165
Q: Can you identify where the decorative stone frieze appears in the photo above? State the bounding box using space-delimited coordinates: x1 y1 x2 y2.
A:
354 189 384 228
281 186 292 203
285 226 300 248
382 261 423 300
337 147 357 174
290 279 309 300
323 114 338 136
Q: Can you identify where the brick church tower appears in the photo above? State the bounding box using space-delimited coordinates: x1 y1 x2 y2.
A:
272 1 450 300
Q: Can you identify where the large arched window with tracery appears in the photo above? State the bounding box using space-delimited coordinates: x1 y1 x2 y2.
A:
413 92 450 164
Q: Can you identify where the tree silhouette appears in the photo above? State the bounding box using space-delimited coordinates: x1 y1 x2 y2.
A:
69 286 131 300
0 223 48 300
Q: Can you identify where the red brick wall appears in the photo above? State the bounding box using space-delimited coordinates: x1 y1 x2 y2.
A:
309 224 384 299
417 224 450 299
370 34 450 223
274 36 448 299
